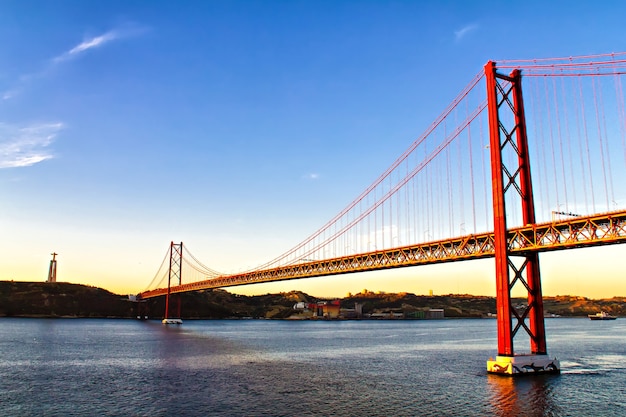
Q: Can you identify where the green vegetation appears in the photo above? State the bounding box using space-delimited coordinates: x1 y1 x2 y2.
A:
1 281 625 319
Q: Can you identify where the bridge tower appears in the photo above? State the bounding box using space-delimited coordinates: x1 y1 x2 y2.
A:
47 252 58 283
484 62 559 375
162 241 183 324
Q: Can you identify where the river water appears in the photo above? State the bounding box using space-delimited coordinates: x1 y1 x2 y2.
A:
0 317 624 416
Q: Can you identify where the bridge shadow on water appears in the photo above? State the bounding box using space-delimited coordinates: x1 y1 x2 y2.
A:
486 374 562 417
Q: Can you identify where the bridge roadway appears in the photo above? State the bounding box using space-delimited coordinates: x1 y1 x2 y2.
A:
138 210 626 299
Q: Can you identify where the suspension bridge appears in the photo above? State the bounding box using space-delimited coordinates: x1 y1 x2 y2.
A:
135 53 626 375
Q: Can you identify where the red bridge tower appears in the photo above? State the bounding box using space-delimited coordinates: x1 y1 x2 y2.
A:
485 62 559 375
162 242 183 324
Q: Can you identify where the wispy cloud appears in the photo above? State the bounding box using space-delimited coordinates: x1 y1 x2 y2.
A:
2 90 17 100
454 23 478 42
2 24 147 100
53 30 120 63
0 122 64 168
303 173 320 180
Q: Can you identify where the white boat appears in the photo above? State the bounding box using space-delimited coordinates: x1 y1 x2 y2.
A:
162 318 183 324
588 311 617 320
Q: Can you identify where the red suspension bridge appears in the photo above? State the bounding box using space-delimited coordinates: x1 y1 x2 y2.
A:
136 53 626 375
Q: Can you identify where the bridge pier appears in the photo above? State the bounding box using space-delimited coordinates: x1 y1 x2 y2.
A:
485 61 559 376
136 300 149 320
487 355 560 376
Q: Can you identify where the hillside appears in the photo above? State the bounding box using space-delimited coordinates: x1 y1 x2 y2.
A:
1 281 625 319
0 281 311 319
344 290 626 318
0 281 134 317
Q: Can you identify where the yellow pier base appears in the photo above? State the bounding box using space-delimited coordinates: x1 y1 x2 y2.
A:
162 318 183 325
487 354 560 376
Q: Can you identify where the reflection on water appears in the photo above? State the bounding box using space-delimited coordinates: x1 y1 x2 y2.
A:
487 374 561 417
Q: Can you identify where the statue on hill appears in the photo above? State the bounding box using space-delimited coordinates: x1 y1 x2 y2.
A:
47 252 57 283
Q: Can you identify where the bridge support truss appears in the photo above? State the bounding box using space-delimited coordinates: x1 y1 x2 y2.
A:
484 62 559 375
163 241 183 324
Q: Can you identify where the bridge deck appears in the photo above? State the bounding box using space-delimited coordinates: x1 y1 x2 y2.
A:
138 210 626 299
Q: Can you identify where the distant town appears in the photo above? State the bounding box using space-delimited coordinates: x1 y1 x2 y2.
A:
291 298 445 320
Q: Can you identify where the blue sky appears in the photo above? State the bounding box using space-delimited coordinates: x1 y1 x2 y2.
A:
2 0 626 297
